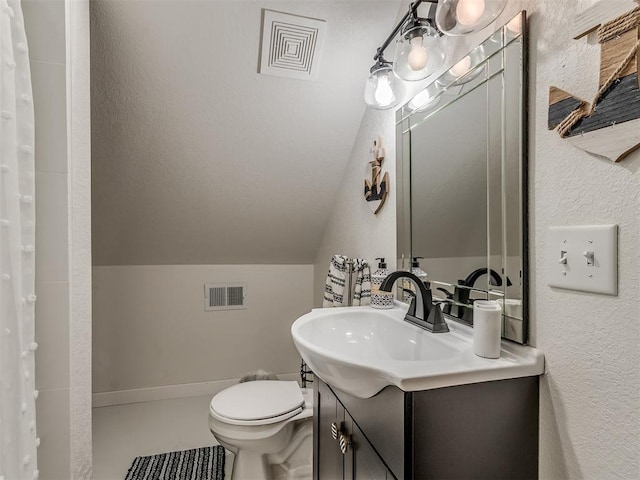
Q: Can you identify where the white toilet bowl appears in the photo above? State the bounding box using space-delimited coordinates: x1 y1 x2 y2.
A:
209 380 313 480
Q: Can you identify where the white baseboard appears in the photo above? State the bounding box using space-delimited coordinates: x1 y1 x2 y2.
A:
92 372 300 408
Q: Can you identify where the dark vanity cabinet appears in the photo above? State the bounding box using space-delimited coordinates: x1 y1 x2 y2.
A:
315 380 393 479
314 377 539 480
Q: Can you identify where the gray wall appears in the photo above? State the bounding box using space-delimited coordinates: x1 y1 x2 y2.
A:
90 0 402 266
92 265 313 393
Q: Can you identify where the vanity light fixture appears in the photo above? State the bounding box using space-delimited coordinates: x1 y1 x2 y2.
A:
365 0 507 110
392 4 445 82
364 59 406 110
435 0 508 36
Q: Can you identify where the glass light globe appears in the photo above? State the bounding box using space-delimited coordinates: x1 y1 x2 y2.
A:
435 0 507 36
457 0 485 26
436 45 486 87
393 23 445 82
450 55 472 77
364 64 405 110
407 84 442 113
506 14 523 35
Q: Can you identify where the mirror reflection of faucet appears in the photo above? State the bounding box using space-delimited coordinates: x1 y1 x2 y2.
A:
436 268 512 322
435 288 453 315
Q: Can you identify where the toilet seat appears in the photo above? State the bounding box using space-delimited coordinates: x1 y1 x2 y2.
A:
210 381 305 426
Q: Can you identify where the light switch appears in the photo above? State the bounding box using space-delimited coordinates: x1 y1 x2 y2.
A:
546 225 618 295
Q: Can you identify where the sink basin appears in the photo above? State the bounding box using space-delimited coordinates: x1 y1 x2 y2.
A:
291 304 544 398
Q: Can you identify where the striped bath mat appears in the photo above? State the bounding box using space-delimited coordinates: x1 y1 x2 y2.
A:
125 445 225 480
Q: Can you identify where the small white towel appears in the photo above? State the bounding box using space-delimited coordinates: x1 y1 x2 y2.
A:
352 258 371 306
323 255 348 307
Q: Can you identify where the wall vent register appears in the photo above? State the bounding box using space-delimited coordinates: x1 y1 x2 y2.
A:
205 283 247 311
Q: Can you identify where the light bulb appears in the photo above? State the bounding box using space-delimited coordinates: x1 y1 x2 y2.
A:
409 89 433 111
506 15 522 34
365 63 404 109
456 0 486 26
407 36 429 71
449 55 472 77
374 74 395 106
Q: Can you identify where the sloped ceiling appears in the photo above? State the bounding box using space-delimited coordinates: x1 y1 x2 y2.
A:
91 0 403 265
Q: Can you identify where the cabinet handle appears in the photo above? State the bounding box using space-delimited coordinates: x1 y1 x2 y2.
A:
331 422 339 440
339 433 351 455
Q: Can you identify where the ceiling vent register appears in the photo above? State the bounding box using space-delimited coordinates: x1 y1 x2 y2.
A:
259 9 326 81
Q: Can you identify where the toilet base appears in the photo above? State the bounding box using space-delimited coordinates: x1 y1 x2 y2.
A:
215 419 312 480
232 450 273 480
269 420 312 480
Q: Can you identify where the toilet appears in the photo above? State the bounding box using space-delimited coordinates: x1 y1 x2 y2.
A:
209 380 313 480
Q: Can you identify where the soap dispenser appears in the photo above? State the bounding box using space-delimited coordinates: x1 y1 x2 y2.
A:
371 257 394 309
411 257 428 282
404 257 428 302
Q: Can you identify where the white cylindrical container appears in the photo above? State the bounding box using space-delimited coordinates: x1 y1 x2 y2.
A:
472 300 502 359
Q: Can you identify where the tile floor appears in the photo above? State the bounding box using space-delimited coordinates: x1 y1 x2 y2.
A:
93 394 233 480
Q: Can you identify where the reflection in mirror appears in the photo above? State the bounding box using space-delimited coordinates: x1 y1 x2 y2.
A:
396 11 528 344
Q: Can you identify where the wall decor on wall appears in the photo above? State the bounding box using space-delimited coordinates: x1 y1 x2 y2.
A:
548 0 640 162
364 136 390 214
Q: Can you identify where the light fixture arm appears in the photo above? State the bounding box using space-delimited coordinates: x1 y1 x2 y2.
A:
370 55 392 73
373 0 439 62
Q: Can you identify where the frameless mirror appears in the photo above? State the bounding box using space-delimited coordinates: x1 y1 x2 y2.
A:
396 12 528 343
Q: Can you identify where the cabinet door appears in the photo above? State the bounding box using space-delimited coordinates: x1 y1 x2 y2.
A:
346 418 393 480
315 380 345 480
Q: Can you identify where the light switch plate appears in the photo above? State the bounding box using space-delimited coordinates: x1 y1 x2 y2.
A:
547 225 618 295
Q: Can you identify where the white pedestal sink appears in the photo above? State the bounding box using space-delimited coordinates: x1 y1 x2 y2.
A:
291 303 544 398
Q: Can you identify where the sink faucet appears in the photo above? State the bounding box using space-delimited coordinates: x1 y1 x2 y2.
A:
379 271 449 333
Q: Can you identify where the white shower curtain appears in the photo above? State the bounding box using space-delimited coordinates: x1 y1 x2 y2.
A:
0 0 38 478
